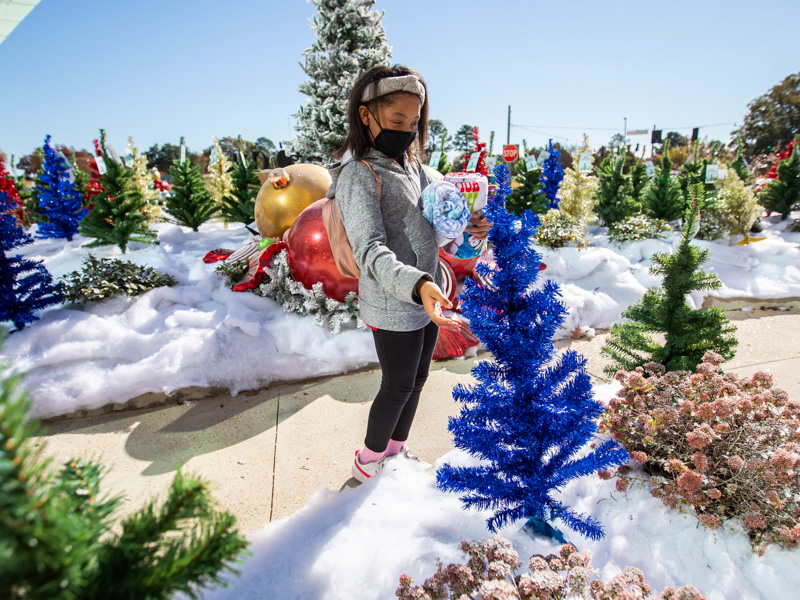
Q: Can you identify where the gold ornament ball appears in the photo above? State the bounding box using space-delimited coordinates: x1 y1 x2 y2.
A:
254 164 332 238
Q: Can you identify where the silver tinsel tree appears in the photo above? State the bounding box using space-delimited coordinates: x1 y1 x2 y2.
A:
292 0 392 164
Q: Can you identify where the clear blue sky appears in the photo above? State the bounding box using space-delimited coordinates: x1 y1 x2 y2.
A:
1 0 798 164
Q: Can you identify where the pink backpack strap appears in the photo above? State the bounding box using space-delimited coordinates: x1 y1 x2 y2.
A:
357 159 382 197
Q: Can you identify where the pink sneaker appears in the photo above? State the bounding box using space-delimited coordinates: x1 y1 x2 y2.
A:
352 450 385 483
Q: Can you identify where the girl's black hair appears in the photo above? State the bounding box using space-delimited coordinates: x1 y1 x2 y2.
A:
335 64 429 161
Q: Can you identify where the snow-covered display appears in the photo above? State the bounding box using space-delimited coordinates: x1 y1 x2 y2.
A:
291 0 392 163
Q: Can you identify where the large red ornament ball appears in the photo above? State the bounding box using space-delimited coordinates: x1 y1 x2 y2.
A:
285 199 359 302
438 248 480 282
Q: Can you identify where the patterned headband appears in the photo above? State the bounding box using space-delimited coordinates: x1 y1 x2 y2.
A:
360 74 425 105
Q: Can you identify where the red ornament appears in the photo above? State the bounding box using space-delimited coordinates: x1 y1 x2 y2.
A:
285 199 359 302
432 319 481 361
439 247 480 282
202 248 234 263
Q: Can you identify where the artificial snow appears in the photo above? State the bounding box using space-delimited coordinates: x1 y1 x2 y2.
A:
1 215 799 419
178 385 800 600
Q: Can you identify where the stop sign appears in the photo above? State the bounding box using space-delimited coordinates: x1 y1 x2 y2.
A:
503 144 518 162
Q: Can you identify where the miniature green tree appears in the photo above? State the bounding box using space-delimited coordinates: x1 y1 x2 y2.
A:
220 137 260 226
507 157 547 216
0 345 248 600
729 138 753 184
593 149 640 227
760 135 800 220
643 139 684 222
166 138 218 231
629 158 650 205
602 184 738 375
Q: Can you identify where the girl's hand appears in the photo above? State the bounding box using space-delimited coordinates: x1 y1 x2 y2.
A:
418 281 461 331
465 210 492 240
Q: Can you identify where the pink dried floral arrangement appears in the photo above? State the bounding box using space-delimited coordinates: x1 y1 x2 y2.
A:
599 351 800 554
396 536 704 600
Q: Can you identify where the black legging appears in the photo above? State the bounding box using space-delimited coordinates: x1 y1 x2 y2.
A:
364 320 439 452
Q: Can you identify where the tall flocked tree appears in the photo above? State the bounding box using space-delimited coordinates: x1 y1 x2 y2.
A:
602 184 738 375
541 139 564 209
79 130 157 252
35 136 87 241
1 159 62 330
437 164 629 539
292 0 392 163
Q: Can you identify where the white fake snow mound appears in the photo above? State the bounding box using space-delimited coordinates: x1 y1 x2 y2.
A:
179 383 800 600
1 215 799 419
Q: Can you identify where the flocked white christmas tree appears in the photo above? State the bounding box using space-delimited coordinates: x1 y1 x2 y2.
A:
292 0 392 163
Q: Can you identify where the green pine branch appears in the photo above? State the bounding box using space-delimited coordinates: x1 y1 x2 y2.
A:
220 148 260 225
507 158 547 216
593 150 640 227
644 139 684 222
166 158 219 231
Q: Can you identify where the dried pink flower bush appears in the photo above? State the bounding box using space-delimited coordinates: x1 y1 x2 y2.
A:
396 536 704 600
599 352 800 554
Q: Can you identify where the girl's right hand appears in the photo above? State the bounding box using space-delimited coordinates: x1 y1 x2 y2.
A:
418 281 461 331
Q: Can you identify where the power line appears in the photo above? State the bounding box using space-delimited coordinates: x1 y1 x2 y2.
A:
511 121 736 133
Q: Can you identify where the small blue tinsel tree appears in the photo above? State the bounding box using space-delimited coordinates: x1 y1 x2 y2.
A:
35 135 87 240
541 138 565 209
1 174 62 330
436 164 628 540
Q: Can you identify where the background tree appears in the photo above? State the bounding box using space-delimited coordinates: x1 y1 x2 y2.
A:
507 158 547 216
602 184 738 375
219 137 260 227
292 0 391 163
759 135 800 219
1 165 62 330
720 168 762 238
80 130 157 252
167 140 218 231
593 149 640 227
35 136 87 241
426 119 451 157
14 149 42 177
452 124 475 156
145 143 181 174
436 165 629 539
732 71 800 158
665 131 689 148
558 134 599 225
644 139 684 221
0 348 248 599
607 133 625 149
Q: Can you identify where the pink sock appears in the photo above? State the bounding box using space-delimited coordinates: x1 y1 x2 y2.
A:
358 446 385 464
384 439 405 457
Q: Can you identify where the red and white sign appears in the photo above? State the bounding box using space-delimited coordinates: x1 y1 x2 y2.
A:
502 144 519 162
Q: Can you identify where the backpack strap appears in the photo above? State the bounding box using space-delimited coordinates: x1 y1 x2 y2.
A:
356 159 382 197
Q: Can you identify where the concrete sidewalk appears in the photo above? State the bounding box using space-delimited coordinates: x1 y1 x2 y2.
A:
38 307 800 535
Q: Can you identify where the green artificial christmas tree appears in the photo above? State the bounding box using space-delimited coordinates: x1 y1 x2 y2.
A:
729 138 752 184
220 137 260 226
643 139 684 222
166 138 218 231
760 135 800 220
557 134 598 226
629 157 650 205
79 130 157 253
0 346 248 600
292 0 391 163
593 149 640 227
507 156 548 216
602 184 738 375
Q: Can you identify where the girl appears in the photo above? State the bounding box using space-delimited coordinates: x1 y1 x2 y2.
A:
327 64 490 483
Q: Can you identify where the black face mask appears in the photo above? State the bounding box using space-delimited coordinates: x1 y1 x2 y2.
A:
367 109 417 159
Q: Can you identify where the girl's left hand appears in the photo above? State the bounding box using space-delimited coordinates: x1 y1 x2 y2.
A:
465 210 492 240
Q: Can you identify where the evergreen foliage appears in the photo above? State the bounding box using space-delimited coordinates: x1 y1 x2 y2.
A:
719 168 762 237
79 130 157 252
593 149 640 227
220 138 260 225
729 139 752 184
436 164 629 539
59 255 177 303
0 171 62 331
0 350 249 599
629 159 650 205
541 139 564 209
760 135 800 220
643 139 684 222
166 149 218 231
292 0 391 162
602 185 738 375
507 157 547 216
35 136 87 240
128 137 160 224
207 137 235 208
557 134 598 225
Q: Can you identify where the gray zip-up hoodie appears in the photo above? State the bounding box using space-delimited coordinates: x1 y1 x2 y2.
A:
327 148 441 332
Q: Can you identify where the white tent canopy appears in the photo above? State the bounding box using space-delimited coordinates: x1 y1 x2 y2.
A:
0 0 41 46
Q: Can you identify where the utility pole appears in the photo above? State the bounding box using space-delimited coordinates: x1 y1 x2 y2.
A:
623 117 627 150
507 105 511 146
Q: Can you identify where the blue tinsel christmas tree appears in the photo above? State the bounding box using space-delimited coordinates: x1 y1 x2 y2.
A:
541 138 564 209
35 135 87 240
1 172 62 330
436 164 628 540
